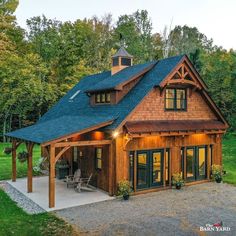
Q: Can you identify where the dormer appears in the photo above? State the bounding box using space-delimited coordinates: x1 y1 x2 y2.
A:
111 47 133 75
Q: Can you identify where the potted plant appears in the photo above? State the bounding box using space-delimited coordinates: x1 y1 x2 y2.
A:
211 164 223 183
3 147 12 155
17 151 28 163
172 173 184 190
118 180 131 200
55 159 69 179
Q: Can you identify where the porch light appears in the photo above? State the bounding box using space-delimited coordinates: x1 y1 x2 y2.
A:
112 131 119 138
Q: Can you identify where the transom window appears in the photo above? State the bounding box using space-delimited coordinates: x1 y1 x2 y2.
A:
95 147 102 170
165 88 187 111
95 92 111 104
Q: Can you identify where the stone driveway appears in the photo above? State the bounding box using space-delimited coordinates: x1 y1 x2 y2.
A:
55 182 236 236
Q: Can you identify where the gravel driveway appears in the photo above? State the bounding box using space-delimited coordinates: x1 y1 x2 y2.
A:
55 182 236 236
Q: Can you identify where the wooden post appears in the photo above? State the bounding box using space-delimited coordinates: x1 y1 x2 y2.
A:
26 142 34 193
49 144 56 208
108 143 114 196
163 149 166 187
12 140 17 182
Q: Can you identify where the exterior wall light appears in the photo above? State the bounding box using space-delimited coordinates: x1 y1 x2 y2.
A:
112 131 119 138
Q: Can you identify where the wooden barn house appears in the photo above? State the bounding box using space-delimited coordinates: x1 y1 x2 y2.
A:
7 47 228 208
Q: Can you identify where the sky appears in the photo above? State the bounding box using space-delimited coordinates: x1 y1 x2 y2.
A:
15 0 236 50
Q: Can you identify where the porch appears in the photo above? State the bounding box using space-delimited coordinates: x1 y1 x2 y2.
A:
7 176 114 211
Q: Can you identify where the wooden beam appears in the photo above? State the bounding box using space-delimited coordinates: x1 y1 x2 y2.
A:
54 140 112 148
26 142 34 193
55 145 71 163
41 120 114 146
12 140 17 182
169 149 172 187
49 144 55 208
207 145 211 180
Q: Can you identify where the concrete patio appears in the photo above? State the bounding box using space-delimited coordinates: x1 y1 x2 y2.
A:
7 176 114 211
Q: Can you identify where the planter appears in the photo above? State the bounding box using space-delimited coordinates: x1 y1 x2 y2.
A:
176 184 182 190
56 166 69 179
4 147 12 155
17 151 28 163
215 177 222 183
123 194 129 200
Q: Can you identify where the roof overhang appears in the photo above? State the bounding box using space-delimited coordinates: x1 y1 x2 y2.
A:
124 120 228 136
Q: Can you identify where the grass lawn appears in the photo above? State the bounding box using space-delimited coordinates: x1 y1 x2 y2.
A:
0 143 41 180
0 188 77 236
222 136 236 185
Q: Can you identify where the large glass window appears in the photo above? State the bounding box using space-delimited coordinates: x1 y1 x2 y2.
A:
165 88 186 111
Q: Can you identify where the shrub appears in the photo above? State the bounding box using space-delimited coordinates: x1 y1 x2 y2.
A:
117 180 131 197
172 173 184 188
211 164 223 182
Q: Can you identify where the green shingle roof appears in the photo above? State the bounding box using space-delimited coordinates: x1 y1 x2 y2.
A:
6 55 184 144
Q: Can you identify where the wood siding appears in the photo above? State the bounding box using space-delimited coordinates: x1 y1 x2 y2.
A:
128 88 217 121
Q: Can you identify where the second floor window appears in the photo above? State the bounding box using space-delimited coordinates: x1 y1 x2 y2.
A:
95 92 111 104
165 88 186 111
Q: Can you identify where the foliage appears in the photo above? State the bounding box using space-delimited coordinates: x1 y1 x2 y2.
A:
172 173 184 187
211 164 223 182
1 7 236 141
0 189 76 236
117 180 131 197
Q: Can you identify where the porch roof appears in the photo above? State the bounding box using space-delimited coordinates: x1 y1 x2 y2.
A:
124 120 227 134
6 115 114 144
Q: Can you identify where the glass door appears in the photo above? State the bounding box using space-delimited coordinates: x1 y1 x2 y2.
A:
186 148 196 181
150 150 163 187
197 147 207 180
137 151 149 189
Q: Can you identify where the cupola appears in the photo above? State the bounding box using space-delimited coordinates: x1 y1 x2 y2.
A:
111 47 133 75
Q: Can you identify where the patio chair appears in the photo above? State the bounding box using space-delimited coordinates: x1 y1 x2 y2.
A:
65 169 81 188
75 173 95 192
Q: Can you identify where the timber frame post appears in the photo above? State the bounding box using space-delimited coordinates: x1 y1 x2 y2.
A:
26 142 34 193
108 141 115 196
11 140 22 182
49 144 56 208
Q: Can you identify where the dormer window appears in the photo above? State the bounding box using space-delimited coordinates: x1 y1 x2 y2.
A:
95 92 111 104
165 88 187 111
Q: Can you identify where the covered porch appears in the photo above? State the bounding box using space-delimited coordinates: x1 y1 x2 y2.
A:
7 176 113 211
6 116 116 209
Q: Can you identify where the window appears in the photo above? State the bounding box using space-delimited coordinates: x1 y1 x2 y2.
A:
129 151 134 189
112 57 119 66
121 58 131 66
95 147 102 170
165 88 186 111
95 93 111 104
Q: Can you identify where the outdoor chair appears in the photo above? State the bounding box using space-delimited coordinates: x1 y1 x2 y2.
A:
75 173 95 192
65 169 81 188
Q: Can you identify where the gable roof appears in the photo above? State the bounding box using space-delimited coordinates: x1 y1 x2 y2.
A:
8 54 220 144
